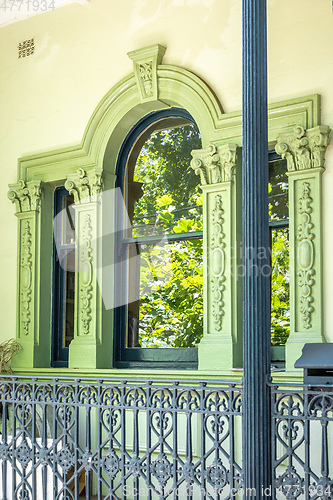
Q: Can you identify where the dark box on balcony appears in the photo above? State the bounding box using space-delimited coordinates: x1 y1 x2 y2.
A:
294 343 333 386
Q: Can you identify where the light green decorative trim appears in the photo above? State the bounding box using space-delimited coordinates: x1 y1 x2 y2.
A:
20 221 33 336
193 144 242 370
128 44 166 102
297 182 315 330
276 124 331 371
11 208 48 369
210 194 226 331
191 143 237 184
17 59 320 182
64 168 111 369
65 167 103 202
276 125 330 172
80 213 93 335
8 180 41 212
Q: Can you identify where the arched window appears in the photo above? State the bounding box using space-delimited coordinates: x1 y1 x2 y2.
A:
114 109 203 368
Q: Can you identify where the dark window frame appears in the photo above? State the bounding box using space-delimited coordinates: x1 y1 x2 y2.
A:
113 108 202 369
268 150 289 365
52 186 75 367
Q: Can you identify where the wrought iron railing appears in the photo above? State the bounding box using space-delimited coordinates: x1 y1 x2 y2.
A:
0 376 243 499
2 376 332 500
270 382 333 500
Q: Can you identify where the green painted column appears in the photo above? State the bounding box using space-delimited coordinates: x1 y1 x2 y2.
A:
65 168 112 369
7 180 45 367
191 143 242 370
276 125 331 370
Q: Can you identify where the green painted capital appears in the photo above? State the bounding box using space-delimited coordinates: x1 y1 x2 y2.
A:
191 143 238 185
128 44 166 103
65 168 103 203
275 125 331 172
8 180 42 213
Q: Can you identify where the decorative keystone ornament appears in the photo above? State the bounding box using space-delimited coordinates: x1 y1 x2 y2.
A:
128 44 166 102
7 180 41 212
275 125 331 172
65 168 103 203
191 143 237 185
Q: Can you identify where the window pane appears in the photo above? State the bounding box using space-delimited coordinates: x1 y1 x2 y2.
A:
126 238 203 348
63 251 75 348
62 194 75 244
128 123 202 237
271 227 290 345
53 187 75 365
269 159 288 222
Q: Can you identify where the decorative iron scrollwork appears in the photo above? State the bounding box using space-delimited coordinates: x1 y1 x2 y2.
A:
56 446 74 472
102 449 120 478
0 377 243 497
205 459 228 488
151 454 172 485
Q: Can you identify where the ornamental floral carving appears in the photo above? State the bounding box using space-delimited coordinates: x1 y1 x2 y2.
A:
210 195 226 331
8 180 41 212
297 182 315 329
65 168 103 203
275 125 330 172
80 214 93 335
191 143 237 185
21 221 32 336
139 61 153 96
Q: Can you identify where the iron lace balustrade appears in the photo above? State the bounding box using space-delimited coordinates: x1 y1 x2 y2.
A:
0 376 242 499
270 381 333 500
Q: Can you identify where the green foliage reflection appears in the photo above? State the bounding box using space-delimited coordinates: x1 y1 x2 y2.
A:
132 123 203 348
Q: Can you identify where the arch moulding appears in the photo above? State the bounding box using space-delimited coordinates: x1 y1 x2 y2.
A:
18 44 226 184
8 43 325 373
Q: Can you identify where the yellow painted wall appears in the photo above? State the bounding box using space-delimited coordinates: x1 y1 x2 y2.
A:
0 0 332 344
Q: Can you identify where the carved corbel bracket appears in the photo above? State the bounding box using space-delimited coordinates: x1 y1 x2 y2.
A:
65 168 103 203
275 125 331 172
128 44 166 102
7 180 42 213
191 143 238 185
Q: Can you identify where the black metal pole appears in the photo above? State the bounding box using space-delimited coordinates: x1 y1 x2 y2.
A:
242 0 271 498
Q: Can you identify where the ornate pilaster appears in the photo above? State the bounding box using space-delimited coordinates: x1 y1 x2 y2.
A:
275 124 331 370
65 168 111 369
128 44 166 103
7 180 42 367
191 143 242 370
